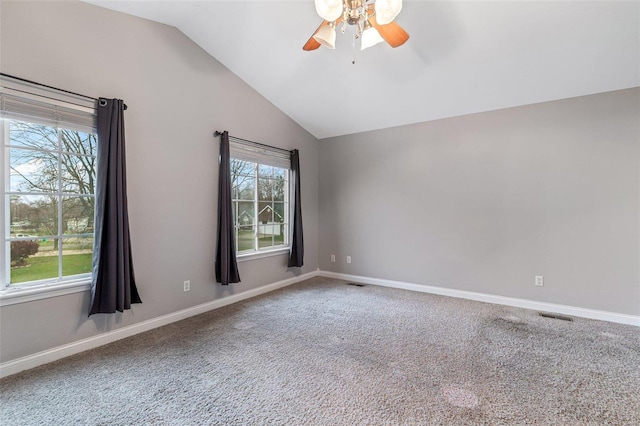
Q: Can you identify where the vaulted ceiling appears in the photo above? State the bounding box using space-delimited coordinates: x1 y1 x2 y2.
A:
87 1 640 139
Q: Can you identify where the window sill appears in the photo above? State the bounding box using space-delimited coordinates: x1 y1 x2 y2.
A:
237 247 290 263
0 279 91 307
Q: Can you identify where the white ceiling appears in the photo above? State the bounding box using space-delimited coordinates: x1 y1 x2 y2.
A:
87 1 640 139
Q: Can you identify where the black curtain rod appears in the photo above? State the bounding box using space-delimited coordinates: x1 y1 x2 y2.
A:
214 130 292 154
0 72 127 110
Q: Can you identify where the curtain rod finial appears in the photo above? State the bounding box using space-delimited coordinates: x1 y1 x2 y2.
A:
214 130 225 137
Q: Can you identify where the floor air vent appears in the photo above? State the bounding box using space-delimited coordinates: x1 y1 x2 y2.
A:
346 283 366 287
538 312 573 322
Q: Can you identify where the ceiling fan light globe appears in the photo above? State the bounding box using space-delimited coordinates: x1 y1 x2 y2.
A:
313 25 337 49
375 0 402 25
361 27 384 50
315 0 343 22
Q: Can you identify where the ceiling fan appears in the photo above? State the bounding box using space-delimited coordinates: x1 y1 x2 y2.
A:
304 0 409 51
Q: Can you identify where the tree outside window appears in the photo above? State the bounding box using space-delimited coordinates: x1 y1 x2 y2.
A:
5 120 96 285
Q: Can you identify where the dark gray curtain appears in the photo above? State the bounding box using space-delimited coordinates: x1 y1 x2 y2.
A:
89 98 141 316
288 149 304 267
215 131 241 285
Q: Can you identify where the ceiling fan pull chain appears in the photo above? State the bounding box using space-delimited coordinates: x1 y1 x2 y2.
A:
352 28 356 64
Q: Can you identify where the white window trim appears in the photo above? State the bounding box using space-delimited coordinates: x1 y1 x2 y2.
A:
237 247 290 263
0 277 90 307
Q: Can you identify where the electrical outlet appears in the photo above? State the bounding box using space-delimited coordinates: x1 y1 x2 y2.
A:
330 254 335 262
346 256 351 264
184 280 191 292
535 276 544 287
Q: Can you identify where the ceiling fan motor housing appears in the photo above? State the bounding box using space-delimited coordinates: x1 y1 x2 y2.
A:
347 0 366 25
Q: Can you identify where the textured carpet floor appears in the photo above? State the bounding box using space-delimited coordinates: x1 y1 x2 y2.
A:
1 277 639 425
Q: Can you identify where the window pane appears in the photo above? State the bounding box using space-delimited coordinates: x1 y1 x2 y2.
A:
62 196 94 234
237 201 255 226
9 120 58 150
274 202 286 224
258 164 273 178
258 201 277 249
258 231 274 249
231 159 255 177
37 236 58 256
61 154 96 194
62 236 93 277
10 238 59 284
235 175 255 201
237 225 255 252
273 176 285 202
258 177 275 202
60 129 96 157
9 195 58 236
258 202 273 224
274 224 286 247
9 147 58 193
274 201 286 246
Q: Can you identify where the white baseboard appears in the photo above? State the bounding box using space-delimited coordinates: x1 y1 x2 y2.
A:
0 271 319 379
3 269 636 379
319 271 640 327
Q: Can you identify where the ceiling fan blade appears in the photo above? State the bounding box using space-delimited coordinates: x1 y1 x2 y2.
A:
370 17 410 48
303 17 344 51
303 20 328 51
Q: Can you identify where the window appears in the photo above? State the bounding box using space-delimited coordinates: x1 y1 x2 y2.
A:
230 140 290 255
1 77 97 291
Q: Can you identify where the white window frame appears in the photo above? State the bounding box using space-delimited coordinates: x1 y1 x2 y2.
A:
229 138 291 262
0 76 97 306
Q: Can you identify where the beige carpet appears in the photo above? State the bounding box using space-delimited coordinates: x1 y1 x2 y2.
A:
1 276 639 425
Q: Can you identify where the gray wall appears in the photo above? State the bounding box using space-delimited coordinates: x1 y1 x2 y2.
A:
0 1 319 363
319 89 640 316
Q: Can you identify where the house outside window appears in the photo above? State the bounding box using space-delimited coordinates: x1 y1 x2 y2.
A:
1 76 97 294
